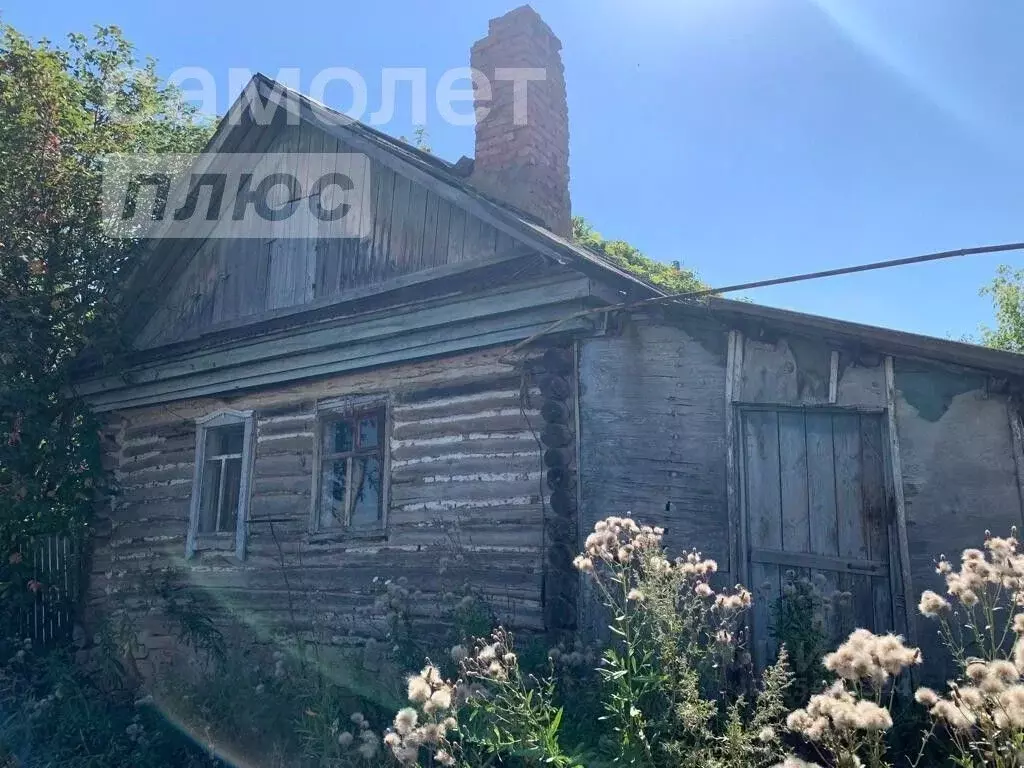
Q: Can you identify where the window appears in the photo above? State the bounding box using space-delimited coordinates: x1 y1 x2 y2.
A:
198 425 244 534
314 405 386 532
187 410 255 559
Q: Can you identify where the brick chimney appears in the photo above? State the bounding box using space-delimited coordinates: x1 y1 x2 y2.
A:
469 5 571 238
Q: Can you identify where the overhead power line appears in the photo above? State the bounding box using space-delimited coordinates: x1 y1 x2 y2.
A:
505 240 1024 361
631 240 1024 306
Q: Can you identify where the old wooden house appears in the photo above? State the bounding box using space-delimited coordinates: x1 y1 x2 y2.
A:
77 5 1024 674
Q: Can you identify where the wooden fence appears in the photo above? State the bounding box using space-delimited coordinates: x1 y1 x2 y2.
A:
21 534 82 646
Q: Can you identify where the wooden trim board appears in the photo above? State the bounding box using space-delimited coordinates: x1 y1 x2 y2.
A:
750 548 889 577
884 355 917 645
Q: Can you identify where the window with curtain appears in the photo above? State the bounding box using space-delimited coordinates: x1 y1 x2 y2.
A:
317 407 385 530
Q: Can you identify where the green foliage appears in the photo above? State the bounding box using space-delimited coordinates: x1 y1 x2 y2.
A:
770 573 850 709
980 265 1024 353
574 520 790 767
572 216 706 295
384 517 793 768
0 23 213 550
155 634 390 767
0 635 214 767
457 630 581 767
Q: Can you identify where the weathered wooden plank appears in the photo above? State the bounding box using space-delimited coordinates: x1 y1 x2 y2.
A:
299 124 324 303
264 127 300 311
744 410 782 668
406 181 430 272
134 117 287 346
345 141 371 284
392 453 540 485
391 411 539 442
391 434 538 462
315 134 343 298
386 174 412 276
370 164 396 279
884 356 917 646
389 524 543 550
750 548 888 576
725 330 743 584
338 150 363 291
392 389 534 421
421 192 440 268
805 410 841 632
447 206 467 263
462 215 483 262
1008 403 1024 530
85 288 596 410
806 413 838 558
434 199 452 265
778 411 809 554
834 413 867 561
390 478 540 506
829 351 840 404
745 412 782 549
860 414 892 632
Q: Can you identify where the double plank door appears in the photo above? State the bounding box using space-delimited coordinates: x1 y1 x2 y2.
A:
739 407 902 668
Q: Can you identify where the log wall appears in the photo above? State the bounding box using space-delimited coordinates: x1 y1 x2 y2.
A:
89 347 553 656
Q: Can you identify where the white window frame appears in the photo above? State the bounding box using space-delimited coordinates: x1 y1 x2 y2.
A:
310 395 390 538
186 409 256 560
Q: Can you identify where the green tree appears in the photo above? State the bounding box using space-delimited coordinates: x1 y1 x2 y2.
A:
980 265 1024 353
0 24 213 551
571 215 706 294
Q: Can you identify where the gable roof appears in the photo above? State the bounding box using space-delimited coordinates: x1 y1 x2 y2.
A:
110 75 1024 384
117 74 660 321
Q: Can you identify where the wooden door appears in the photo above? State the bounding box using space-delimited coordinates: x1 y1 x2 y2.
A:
740 408 897 668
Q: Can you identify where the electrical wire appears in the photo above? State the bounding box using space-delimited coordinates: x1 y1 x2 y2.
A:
503 240 1024 363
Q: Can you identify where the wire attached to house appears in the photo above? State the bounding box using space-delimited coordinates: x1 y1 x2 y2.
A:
630 240 1024 306
502 240 1024 364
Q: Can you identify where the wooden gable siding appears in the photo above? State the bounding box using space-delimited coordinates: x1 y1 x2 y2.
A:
137 122 515 349
89 346 549 649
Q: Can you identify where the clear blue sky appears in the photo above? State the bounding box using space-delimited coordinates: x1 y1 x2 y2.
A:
8 0 1024 340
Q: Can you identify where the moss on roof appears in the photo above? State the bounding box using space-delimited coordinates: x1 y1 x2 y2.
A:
571 216 706 295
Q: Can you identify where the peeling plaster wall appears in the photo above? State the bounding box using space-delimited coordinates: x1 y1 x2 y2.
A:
579 317 1024 676
894 365 1024 671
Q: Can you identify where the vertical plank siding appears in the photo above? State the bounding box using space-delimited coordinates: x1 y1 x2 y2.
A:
742 409 894 664
139 124 507 349
743 411 783 668
89 347 550 648
578 317 731 579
